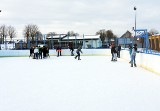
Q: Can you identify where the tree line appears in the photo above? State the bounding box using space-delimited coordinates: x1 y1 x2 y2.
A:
0 25 16 44
0 24 159 45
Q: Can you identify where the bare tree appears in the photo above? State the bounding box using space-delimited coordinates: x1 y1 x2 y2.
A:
30 25 39 41
8 26 16 42
0 25 8 44
149 28 159 35
96 29 106 44
23 25 30 42
106 30 114 40
96 29 117 45
106 30 117 43
23 24 40 44
46 32 57 37
67 31 79 36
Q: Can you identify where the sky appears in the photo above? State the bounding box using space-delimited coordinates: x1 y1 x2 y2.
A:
0 0 160 38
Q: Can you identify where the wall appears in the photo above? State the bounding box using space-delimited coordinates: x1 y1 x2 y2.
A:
0 49 111 57
0 49 159 75
121 50 160 75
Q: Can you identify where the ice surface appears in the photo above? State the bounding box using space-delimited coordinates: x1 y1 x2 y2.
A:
0 56 160 111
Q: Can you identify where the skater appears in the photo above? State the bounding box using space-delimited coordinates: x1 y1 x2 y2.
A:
117 44 121 58
38 46 42 59
111 44 117 61
29 47 34 58
131 44 137 67
59 46 62 56
34 46 39 59
42 46 47 58
69 46 74 56
75 46 83 60
56 45 60 57
46 47 50 58
128 44 132 63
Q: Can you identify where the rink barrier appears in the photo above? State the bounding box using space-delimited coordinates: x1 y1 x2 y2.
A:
0 49 160 75
0 49 111 57
121 50 160 75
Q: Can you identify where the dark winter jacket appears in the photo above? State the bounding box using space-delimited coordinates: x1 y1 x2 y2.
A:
111 46 117 54
118 45 121 51
76 47 82 53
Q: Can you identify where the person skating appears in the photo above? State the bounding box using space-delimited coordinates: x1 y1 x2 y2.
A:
128 44 132 63
42 46 47 58
69 46 74 56
111 44 117 61
131 44 137 67
56 45 60 57
59 46 62 56
38 46 42 59
29 47 34 58
117 44 121 58
46 47 50 58
34 46 39 59
75 46 82 60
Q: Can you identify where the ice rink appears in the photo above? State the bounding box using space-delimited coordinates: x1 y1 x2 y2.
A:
0 56 160 111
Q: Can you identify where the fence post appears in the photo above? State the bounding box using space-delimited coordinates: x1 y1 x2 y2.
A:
83 34 85 49
43 34 46 46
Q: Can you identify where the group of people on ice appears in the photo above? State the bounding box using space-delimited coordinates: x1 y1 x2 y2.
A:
55 45 81 59
68 45 82 60
110 43 137 67
30 43 137 66
110 44 121 61
30 45 82 60
29 46 49 59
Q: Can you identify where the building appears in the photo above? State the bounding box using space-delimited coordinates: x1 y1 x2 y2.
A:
46 34 102 49
0 34 102 50
118 30 133 48
149 34 160 51
0 38 24 50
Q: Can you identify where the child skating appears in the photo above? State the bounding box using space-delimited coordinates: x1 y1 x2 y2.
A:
75 46 83 60
131 44 137 67
111 44 117 61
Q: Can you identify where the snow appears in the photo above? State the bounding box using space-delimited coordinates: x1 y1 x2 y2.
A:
0 56 160 111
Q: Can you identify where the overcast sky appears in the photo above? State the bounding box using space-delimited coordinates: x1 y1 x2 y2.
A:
0 0 160 37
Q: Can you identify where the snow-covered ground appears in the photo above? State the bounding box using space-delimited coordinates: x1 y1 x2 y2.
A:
0 56 160 111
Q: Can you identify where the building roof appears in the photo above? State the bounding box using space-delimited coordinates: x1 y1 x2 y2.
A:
46 34 100 40
63 35 100 40
121 30 132 38
46 34 67 39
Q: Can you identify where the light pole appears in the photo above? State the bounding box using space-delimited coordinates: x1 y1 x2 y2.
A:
0 10 1 46
134 6 137 38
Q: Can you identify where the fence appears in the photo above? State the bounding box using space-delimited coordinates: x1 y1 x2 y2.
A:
1 35 160 56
